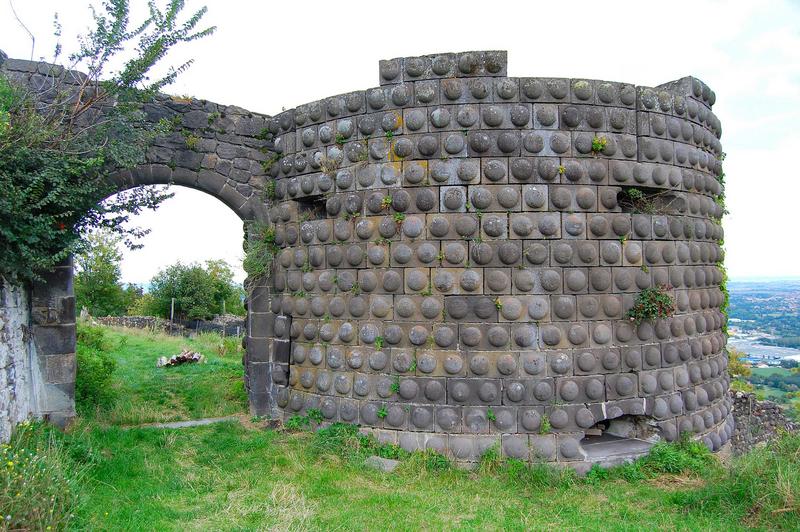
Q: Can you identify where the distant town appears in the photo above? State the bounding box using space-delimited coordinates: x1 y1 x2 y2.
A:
728 278 800 366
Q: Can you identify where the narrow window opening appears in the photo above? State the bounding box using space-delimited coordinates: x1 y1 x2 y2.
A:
617 186 684 215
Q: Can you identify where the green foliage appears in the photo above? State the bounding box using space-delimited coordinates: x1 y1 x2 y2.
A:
147 259 244 320
603 437 714 482
539 414 551 434
243 222 278 280
503 458 577 488
672 432 800 527
74 230 129 316
374 336 385 349
0 422 85 531
376 405 388 419
76 322 117 412
627 285 676 324
486 408 497 422
0 0 214 283
306 408 324 425
310 422 410 462
284 409 323 431
478 445 502 474
728 347 752 379
183 132 200 150
591 136 607 154
284 415 310 431
264 178 276 201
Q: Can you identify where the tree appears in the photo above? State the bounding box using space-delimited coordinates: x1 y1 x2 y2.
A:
728 347 752 379
74 230 128 316
147 260 243 320
205 259 245 316
0 0 215 283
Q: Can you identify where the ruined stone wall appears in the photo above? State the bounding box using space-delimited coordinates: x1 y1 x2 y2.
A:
731 391 798 455
0 281 37 443
262 51 730 467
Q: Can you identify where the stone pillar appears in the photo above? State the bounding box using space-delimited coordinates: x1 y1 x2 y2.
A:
244 282 284 417
30 257 76 428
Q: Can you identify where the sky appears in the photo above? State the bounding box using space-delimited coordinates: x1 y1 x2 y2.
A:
1 0 799 284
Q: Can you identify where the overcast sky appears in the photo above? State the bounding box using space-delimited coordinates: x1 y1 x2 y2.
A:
2 0 798 284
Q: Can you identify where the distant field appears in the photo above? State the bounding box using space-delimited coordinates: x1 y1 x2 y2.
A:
751 367 793 377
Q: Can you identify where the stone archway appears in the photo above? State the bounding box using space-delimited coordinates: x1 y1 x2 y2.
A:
0 52 281 429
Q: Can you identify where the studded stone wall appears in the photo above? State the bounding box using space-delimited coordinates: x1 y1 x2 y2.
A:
263 51 731 467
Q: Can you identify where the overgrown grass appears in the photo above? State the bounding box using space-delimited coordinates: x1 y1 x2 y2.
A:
0 421 86 530
82 326 247 425
673 431 800 528
586 437 716 483
6 325 799 530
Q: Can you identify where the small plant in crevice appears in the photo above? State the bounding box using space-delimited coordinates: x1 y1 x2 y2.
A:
377 404 388 419
558 164 566 175
350 282 362 296
264 178 276 201
487 408 497 422
390 376 401 394
627 285 676 324
539 414 551 435
393 212 406 227
256 127 274 142
385 130 394 140
374 336 385 350
494 298 503 311
591 135 607 154
334 133 347 146
261 152 282 173
182 131 200 150
381 195 393 210
319 156 340 176
243 222 279 282
420 280 433 297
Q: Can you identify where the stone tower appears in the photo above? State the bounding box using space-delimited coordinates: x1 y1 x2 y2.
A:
260 51 729 469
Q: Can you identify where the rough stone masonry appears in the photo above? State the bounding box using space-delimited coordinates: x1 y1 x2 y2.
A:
263 51 729 469
0 50 730 471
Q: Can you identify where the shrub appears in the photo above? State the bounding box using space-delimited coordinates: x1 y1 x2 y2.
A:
627 285 676 324
0 1 214 283
75 323 117 412
0 421 84 530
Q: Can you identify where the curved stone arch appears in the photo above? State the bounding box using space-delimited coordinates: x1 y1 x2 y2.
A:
108 162 269 223
0 51 282 432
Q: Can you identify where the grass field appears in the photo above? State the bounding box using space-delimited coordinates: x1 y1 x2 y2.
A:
749 367 793 400
83 327 248 425
4 325 800 530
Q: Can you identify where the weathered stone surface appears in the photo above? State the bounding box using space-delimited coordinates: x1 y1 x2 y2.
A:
365 455 401 472
0 50 731 468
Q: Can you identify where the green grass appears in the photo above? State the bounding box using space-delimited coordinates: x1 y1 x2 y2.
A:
5 325 800 530
750 367 793 377
22 422 760 531
84 326 247 425
749 367 793 400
